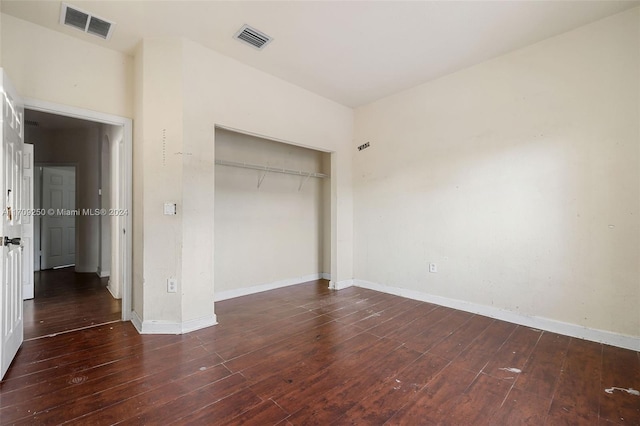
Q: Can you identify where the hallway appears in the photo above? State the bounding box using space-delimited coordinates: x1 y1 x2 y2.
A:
23 268 122 340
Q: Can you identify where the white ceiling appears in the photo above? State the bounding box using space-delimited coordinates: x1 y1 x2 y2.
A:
2 1 638 107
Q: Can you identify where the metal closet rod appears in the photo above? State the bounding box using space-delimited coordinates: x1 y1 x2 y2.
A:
215 159 329 179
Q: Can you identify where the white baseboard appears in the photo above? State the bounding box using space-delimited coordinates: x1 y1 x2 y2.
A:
106 283 121 300
214 273 325 302
321 273 331 280
74 265 96 273
330 279 354 290
131 311 143 333
97 269 110 278
354 279 640 352
131 310 218 335
23 285 34 300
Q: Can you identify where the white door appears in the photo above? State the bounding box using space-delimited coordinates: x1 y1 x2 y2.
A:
0 69 25 379
22 144 34 299
41 167 75 269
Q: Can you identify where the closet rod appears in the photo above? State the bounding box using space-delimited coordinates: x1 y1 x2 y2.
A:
215 159 328 179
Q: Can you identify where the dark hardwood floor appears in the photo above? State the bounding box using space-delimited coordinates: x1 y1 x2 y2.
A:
2 279 638 424
24 267 122 340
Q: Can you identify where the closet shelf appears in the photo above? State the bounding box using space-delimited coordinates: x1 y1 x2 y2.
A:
215 159 328 179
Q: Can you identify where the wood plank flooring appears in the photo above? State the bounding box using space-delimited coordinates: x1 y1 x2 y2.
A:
2 279 638 424
24 268 122 340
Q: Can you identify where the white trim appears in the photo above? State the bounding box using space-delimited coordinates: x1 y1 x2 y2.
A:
132 312 218 335
215 274 324 302
97 269 110 278
24 98 133 322
106 282 120 300
52 264 76 270
23 285 34 300
332 279 354 290
24 98 128 126
215 124 332 153
321 273 331 280
354 279 640 352
130 310 143 333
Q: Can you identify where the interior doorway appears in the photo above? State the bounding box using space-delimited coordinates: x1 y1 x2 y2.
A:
36 165 77 270
21 100 132 338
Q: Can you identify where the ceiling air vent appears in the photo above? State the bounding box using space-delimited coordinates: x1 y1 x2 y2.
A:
234 24 272 50
60 3 115 40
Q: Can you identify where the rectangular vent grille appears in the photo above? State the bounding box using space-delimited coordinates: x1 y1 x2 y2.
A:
234 25 272 50
87 16 112 38
63 7 89 30
60 3 115 40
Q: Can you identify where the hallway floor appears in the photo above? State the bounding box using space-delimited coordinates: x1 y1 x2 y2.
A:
24 268 122 340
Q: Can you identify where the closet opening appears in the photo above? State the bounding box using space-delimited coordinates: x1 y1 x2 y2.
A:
214 127 331 301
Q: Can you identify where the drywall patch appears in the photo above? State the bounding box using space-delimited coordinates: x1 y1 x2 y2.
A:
604 387 640 396
499 367 522 374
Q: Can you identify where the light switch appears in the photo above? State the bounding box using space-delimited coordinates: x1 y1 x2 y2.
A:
163 203 177 215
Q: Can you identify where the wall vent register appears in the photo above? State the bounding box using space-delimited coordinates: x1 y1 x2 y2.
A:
60 3 115 40
358 142 370 151
234 24 273 50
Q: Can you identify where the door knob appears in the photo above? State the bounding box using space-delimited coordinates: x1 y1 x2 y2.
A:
3 237 21 246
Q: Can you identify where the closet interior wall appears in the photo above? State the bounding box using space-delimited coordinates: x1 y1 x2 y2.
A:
214 128 330 296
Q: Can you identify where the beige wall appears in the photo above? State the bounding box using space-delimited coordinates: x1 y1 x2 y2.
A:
354 8 640 339
101 124 125 297
98 125 112 279
132 43 144 318
214 128 329 295
134 37 353 328
1 14 133 118
182 38 355 293
0 10 3 65
134 38 185 325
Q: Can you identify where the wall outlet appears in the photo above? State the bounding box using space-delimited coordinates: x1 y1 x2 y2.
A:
167 278 178 293
429 263 438 273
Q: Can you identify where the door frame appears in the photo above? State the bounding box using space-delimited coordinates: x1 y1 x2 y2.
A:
24 98 133 322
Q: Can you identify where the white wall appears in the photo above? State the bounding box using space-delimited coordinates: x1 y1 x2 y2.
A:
0 10 3 65
132 37 353 331
26 126 51 272
98 127 111 279
98 124 125 293
1 14 133 118
181 38 353 323
214 128 328 295
132 43 144 318
29 127 101 273
134 38 185 326
354 8 640 342
104 124 125 298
